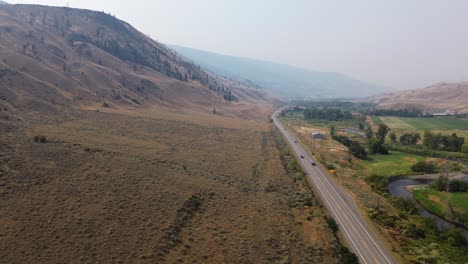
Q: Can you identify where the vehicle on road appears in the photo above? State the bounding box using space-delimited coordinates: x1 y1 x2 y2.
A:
300 155 304 159
312 162 316 166
294 141 297 143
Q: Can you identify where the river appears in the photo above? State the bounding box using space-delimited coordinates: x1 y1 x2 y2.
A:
387 175 468 238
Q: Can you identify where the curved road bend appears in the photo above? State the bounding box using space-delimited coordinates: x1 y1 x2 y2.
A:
273 111 398 264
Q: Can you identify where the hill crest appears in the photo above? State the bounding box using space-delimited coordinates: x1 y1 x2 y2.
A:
368 82 468 114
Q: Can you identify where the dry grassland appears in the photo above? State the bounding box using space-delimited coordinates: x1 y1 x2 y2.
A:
0 108 337 263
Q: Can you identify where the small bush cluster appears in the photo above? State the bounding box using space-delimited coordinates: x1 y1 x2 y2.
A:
410 161 438 173
332 134 368 160
33 135 47 143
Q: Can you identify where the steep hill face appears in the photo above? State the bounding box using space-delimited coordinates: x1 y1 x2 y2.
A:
0 4 269 120
369 82 468 114
169 45 390 98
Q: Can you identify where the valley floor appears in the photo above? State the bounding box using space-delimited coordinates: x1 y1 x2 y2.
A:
0 107 339 263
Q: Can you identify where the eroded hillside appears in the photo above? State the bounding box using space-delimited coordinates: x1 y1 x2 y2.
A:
0 4 270 120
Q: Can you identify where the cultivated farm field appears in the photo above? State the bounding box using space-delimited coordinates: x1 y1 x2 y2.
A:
376 116 468 138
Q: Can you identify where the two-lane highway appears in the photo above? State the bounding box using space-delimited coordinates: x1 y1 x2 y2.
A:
273 111 397 264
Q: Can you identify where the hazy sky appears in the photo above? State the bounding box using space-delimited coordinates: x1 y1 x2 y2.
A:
9 0 468 89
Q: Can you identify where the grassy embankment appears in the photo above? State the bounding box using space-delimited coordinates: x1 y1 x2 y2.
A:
413 188 468 228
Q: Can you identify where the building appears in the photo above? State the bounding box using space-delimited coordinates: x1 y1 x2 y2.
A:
312 132 326 139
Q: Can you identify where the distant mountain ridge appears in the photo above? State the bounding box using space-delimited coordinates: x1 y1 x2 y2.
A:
368 82 468 114
169 45 390 98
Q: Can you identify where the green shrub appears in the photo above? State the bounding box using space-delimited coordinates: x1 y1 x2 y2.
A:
34 135 47 143
366 174 389 193
325 217 339 234
390 196 418 214
349 141 367 159
411 161 438 173
368 138 389 154
462 144 468 154
339 245 359 264
448 180 468 192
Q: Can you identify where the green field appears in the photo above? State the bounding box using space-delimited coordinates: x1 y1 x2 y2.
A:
378 116 468 131
413 187 468 228
363 151 426 177
281 112 357 129
370 116 383 125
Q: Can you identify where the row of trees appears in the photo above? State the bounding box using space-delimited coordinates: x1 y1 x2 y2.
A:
433 176 468 192
423 131 465 152
304 107 353 121
331 129 368 159
363 108 423 117
373 127 465 154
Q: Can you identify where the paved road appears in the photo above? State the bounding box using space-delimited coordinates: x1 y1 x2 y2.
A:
273 111 397 264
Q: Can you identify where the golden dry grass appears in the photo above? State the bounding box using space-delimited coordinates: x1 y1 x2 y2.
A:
0 107 338 263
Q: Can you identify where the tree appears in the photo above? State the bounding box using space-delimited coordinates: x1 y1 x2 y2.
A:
433 175 449 192
423 131 464 152
368 138 389 155
349 142 367 159
400 133 421 145
376 124 390 143
330 125 336 136
358 122 364 130
462 144 468 154
389 132 397 143
365 126 373 139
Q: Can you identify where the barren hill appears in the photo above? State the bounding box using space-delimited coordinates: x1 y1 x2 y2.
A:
368 82 468 114
0 4 270 120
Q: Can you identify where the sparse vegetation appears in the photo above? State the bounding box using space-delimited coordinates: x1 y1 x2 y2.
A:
33 135 47 143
